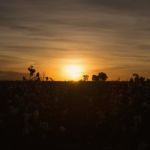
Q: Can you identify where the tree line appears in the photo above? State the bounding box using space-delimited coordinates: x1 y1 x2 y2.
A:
23 65 149 83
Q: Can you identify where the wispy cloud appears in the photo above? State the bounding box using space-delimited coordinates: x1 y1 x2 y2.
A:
0 0 150 79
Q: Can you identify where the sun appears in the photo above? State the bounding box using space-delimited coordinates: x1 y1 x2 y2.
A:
64 65 83 80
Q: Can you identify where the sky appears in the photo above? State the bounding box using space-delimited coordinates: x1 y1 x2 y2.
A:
0 0 150 80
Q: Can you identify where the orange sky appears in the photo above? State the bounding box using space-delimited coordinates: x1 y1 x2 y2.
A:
0 0 150 80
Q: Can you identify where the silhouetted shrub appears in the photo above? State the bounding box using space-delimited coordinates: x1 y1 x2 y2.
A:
98 72 108 81
92 72 108 81
83 75 89 81
23 65 41 81
130 73 146 84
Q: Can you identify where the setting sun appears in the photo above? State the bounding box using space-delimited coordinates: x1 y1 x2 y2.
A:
64 65 83 80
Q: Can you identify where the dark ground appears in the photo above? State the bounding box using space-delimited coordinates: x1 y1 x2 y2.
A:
0 81 150 149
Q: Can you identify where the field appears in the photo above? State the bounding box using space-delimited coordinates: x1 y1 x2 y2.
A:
0 81 150 149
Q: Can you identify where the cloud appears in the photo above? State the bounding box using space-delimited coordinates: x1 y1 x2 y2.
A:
0 0 150 79
0 54 30 70
85 0 150 15
0 71 27 80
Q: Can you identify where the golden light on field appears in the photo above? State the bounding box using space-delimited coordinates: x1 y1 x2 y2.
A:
63 65 83 80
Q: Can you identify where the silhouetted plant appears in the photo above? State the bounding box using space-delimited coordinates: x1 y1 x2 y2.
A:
131 73 146 84
130 77 134 83
83 75 89 81
45 77 53 81
23 65 42 81
46 77 49 81
140 76 145 83
92 75 99 81
98 72 108 81
28 65 36 80
36 72 40 81
92 72 108 81
133 73 139 83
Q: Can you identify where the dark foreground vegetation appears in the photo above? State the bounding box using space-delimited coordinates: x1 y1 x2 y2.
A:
0 81 150 149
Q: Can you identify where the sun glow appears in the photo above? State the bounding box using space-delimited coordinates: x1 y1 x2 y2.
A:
64 65 83 80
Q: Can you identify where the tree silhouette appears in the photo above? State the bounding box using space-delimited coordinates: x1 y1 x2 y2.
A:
92 75 99 81
83 75 89 81
28 65 36 80
92 72 108 81
131 73 145 84
98 72 108 81
132 73 139 83
23 65 41 81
